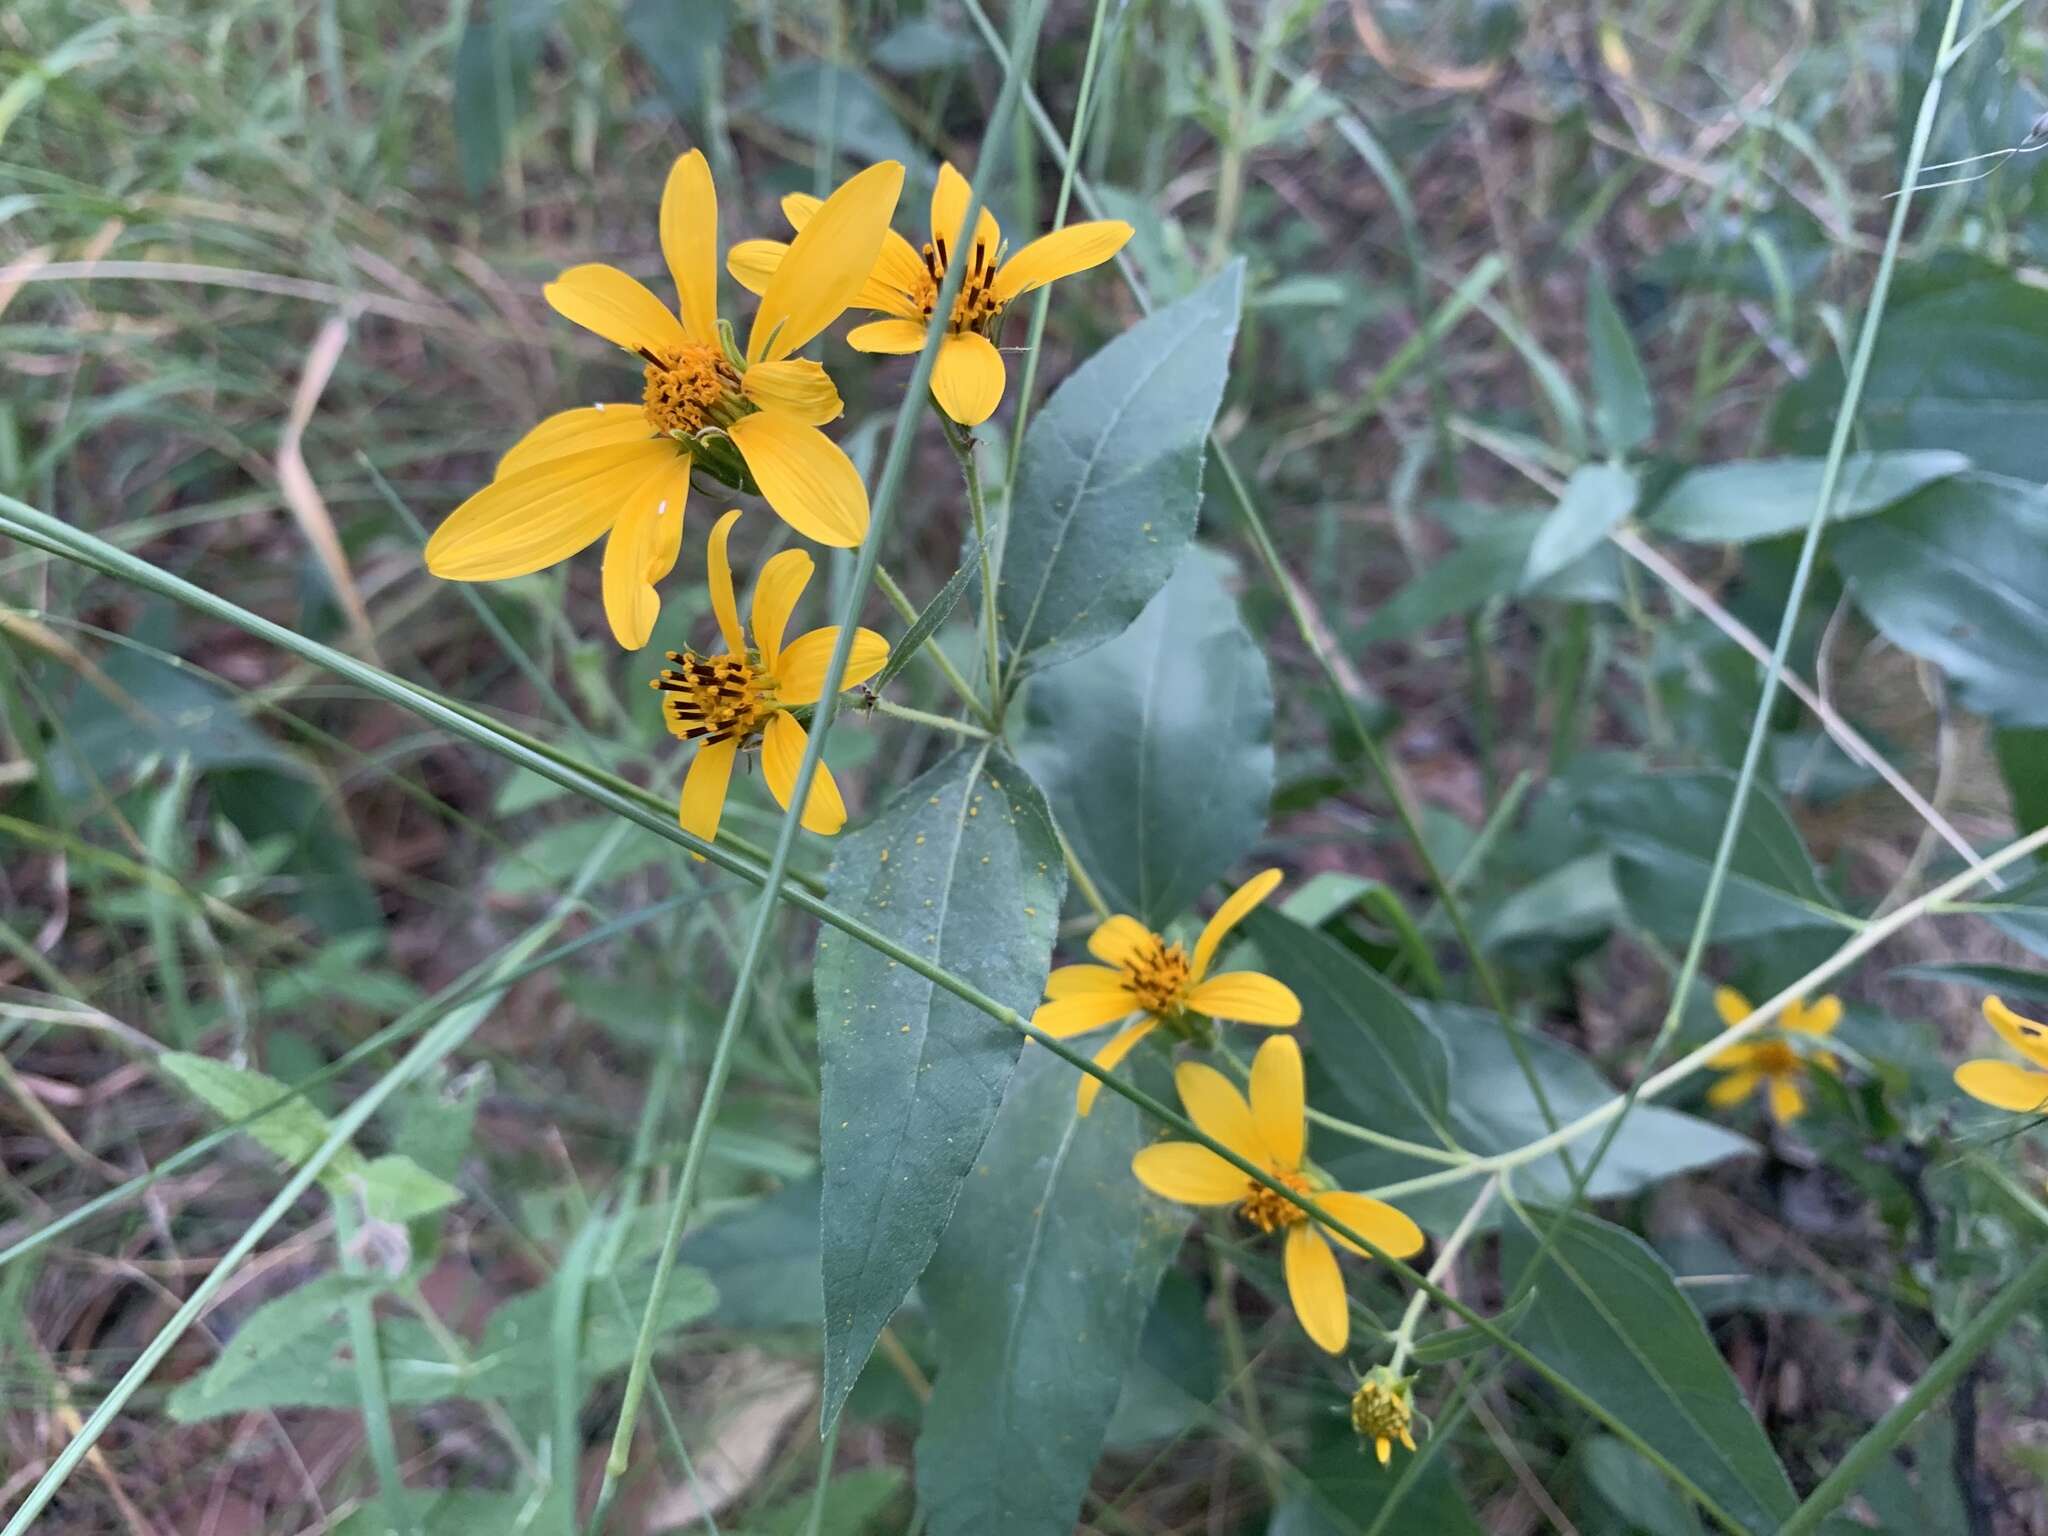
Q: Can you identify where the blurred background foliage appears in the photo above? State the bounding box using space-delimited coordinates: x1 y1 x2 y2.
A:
7 0 2048 1531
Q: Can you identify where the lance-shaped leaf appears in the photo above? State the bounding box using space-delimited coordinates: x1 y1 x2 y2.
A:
914 1046 1182 1536
1016 546 1274 927
814 745 1065 1427
997 262 1244 680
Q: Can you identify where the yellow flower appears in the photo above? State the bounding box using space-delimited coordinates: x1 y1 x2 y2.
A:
730 161 1131 426
1954 995 2048 1113
1031 869 1302 1116
426 151 904 650
1705 986 1842 1122
650 510 888 840
1351 1366 1420 1466
1132 1035 1426 1355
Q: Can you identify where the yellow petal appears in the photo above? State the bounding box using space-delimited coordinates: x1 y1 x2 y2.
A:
1172 1061 1261 1160
772 625 888 706
1785 995 1843 1036
726 412 868 548
930 331 1006 426
1087 914 1154 967
1768 1075 1806 1122
1284 1224 1349 1354
1077 1016 1159 1116
847 317 929 354
748 548 813 673
495 404 649 480
1191 868 1284 981
544 263 687 356
1955 1058 2048 1113
762 710 847 835
425 441 675 580
1131 1138 1243 1204
1706 1070 1761 1107
749 159 905 362
727 238 786 297
1248 1034 1305 1169
782 194 923 313
659 149 719 346
677 736 737 842
705 507 745 654
1316 1191 1427 1260
781 191 824 229
1713 985 1753 1029
1031 991 1138 1039
1046 964 1129 999
1985 996 2048 1069
742 358 844 426
600 455 690 650
990 220 1132 304
1182 971 1301 1026
1707 1041 1763 1070
929 161 1000 264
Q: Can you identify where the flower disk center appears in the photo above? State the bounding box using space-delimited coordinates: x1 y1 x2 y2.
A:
1350 1382 1412 1443
1238 1170 1314 1234
651 650 771 746
1753 1040 1800 1076
915 234 1005 335
642 343 740 435
1121 939 1192 1016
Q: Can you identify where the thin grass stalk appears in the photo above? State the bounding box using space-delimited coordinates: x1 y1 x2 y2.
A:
333 1193 414 1536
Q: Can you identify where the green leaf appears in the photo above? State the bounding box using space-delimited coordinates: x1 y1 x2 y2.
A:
1578 1435 1706 1536
913 1047 1182 1536
1521 463 1638 590
622 0 727 123
1995 727 2048 831
813 746 1065 1427
869 529 983 699
452 0 559 199
1270 1409 1484 1535
747 60 930 177
1645 451 1968 543
1587 271 1654 455
677 1177 823 1330
1832 473 2048 727
1016 547 1273 926
1361 508 1621 642
997 262 1245 678
1409 1282 1539 1362
1502 1208 1798 1535
1580 769 1853 941
731 1467 906 1536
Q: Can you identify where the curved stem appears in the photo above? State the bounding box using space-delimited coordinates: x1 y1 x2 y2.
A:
871 695 991 739
1388 1175 1498 1375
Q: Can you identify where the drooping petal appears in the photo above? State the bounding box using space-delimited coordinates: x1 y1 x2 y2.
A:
1768 1075 1807 1122
677 736 738 842
705 507 745 654
749 159 905 362
727 238 786 296
930 331 1006 426
1955 1058 2048 1112
846 317 929 353
658 149 719 346
1077 1016 1160 1116
727 412 869 548
929 161 1000 263
494 403 649 479
1172 1061 1262 1161
1784 994 1843 1035
741 358 844 426
425 440 675 581
1284 1225 1349 1354
1713 986 1753 1029
1248 1034 1305 1170
761 710 848 835
990 220 1133 304
1191 868 1285 981
599 455 690 650
544 263 688 356
1984 996 2048 1069
772 625 889 705
748 548 813 674
1044 963 1128 998
1183 971 1302 1027
1031 991 1139 1039
1706 1070 1761 1107
1086 914 1155 967
1316 1192 1427 1260
1131 1138 1246 1205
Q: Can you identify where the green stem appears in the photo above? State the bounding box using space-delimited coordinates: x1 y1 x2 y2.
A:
333 1193 414 1536
1210 1247 1283 1506
1053 818 1113 921
945 420 1004 717
1387 1176 1498 1374
1218 1044 1473 1165
871 695 991 739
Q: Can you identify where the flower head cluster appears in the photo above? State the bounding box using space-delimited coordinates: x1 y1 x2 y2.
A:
1132 1035 1425 1354
1351 1365 1421 1466
1706 986 1842 1123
